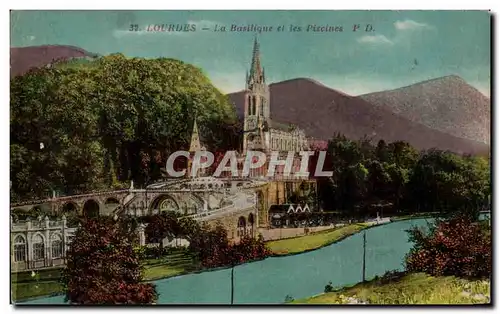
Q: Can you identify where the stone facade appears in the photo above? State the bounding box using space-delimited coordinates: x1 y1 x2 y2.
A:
242 37 309 154
10 215 77 272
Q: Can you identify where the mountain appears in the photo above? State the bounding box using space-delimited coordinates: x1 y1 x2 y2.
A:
10 45 99 77
228 78 489 156
359 75 490 144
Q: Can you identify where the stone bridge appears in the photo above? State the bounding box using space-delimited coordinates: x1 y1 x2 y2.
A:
10 177 272 240
11 177 317 240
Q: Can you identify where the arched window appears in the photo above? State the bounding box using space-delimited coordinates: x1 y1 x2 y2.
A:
13 235 26 262
51 233 63 259
252 96 257 116
248 96 252 115
33 234 45 260
237 216 246 237
260 96 265 116
248 213 255 237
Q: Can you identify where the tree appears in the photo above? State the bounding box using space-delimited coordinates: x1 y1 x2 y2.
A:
144 211 183 256
407 150 490 215
405 215 491 278
188 222 231 267
62 217 157 304
10 54 238 199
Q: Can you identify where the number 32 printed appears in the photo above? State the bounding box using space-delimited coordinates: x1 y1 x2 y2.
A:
129 24 139 31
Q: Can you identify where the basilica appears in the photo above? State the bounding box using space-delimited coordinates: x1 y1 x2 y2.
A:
186 38 312 179
181 39 317 228
241 37 309 154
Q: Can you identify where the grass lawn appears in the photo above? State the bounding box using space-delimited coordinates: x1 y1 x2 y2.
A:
142 251 199 281
390 212 437 222
266 223 371 256
292 272 490 305
11 251 198 302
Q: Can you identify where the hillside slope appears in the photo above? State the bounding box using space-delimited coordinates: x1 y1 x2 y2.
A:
228 78 489 156
10 45 99 77
359 75 490 144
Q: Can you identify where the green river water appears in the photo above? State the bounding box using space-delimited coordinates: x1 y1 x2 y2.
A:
20 216 488 305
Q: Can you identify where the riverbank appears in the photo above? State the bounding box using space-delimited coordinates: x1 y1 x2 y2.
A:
11 251 198 302
13 215 444 302
389 212 437 222
266 223 373 256
292 272 491 304
11 221 384 301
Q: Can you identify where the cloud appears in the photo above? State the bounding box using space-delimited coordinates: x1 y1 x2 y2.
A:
28 35 35 41
394 19 431 31
357 35 394 45
357 19 432 47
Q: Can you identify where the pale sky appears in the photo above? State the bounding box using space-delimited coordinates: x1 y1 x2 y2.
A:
11 10 491 96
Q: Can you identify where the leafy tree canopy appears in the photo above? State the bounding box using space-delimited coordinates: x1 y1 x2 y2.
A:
11 54 239 199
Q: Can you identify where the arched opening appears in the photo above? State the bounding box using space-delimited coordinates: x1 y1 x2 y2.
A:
150 195 180 213
247 95 252 115
237 216 246 237
13 235 26 262
62 202 77 215
51 233 63 259
83 199 100 218
32 234 45 260
248 213 255 237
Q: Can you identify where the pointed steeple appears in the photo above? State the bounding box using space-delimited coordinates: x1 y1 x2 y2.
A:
248 36 264 86
189 117 201 152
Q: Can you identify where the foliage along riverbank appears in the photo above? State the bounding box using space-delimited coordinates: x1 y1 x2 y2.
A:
10 218 415 301
291 272 490 304
12 222 369 302
292 213 491 305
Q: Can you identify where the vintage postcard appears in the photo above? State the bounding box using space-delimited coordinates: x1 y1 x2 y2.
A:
9 10 491 305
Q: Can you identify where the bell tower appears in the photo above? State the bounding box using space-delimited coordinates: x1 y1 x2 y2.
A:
243 37 271 152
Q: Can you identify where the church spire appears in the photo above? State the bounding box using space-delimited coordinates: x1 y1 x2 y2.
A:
189 117 202 152
248 36 264 87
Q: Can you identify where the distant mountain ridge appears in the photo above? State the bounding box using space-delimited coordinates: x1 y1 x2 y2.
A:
359 75 490 144
228 78 489 156
10 45 490 156
10 45 99 77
